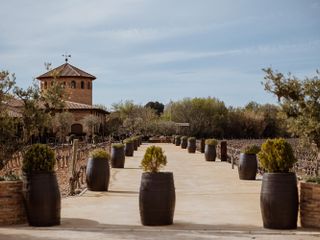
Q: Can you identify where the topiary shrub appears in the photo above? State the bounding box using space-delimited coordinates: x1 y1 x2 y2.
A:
241 144 260 155
124 138 134 144
188 137 196 142
205 139 218 146
112 143 124 149
181 136 188 141
90 148 110 159
23 144 55 173
258 138 297 173
141 145 167 173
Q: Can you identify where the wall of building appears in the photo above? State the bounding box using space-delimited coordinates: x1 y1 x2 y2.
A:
40 77 93 105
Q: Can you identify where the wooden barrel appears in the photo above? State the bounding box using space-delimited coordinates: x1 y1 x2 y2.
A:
205 145 216 161
111 146 125 168
238 153 257 180
125 142 134 156
175 137 181 146
187 139 196 153
133 139 138 151
260 172 298 229
86 157 110 191
181 138 187 149
22 172 61 226
139 172 176 226
220 141 227 161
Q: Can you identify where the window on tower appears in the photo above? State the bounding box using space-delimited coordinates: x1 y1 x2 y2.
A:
71 81 76 89
81 81 84 89
44 81 47 89
87 82 91 89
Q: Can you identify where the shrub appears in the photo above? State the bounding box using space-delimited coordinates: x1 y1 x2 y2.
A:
90 148 110 159
141 145 167 173
124 138 134 144
205 139 218 146
23 144 55 173
181 136 188 141
241 144 260 155
306 176 320 184
188 137 196 144
258 138 297 173
175 135 181 140
112 143 124 149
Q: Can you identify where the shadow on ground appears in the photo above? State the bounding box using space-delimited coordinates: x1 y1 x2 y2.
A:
1 218 320 240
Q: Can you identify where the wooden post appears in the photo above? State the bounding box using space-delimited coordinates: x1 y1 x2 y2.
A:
231 156 234 169
69 139 78 195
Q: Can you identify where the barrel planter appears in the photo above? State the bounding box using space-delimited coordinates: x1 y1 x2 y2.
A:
300 181 320 228
181 137 187 149
196 139 205 153
238 153 258 180
205 145 216 161
125 141 134 157
86 156 110 191
133 138 138 151
22 172 61 226
172 136 176 144
260 172 298 229
111 145 125 168
187 138 196 153
175 136 181 146
139 172 176 226
220 141 227 161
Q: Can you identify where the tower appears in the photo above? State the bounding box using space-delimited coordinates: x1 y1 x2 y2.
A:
36 62 96 105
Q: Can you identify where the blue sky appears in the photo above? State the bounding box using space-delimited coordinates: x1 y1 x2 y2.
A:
1 0 319 109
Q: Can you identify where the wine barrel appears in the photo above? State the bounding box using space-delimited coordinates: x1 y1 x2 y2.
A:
205 145 216 161
181 138 187 149
133 139 138 151
86 157 110 191
187 139 196 153
111 146 125 168
238 153 257 180
220 141 227 161
175 137 181 146
260 172 298 229
125 142 134 156
139 172 176 226
22 172 61 226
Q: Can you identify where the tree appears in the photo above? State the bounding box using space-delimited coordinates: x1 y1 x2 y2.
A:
263 68 320 175
52 112 74 143
81 115 101 139
145 101 164 116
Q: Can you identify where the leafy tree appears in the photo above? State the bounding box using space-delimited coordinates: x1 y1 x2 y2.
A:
145 101 164 116
81 115 101 139
263 68 320 175
52 111 74 143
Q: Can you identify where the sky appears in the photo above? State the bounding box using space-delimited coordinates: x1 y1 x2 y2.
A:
1 0 319 109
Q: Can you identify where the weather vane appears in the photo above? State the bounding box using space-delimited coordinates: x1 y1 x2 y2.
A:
62 53 71 63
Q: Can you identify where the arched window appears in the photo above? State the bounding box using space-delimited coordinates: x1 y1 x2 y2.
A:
81 81 84 89
87 82 91 89
44 81 47 89
71 81 76 89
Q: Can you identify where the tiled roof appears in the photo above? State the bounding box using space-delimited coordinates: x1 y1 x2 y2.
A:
65 101 109 114
36 63 96 80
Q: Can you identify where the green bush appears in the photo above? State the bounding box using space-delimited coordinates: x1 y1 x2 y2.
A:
112 143 124 149
175 135 181 140
141 145 167 173
23 144 56 173
181 136 188 141
90 148 110 159
188 137 196 143
241 144 260 155
124 138 134 144
205 139 218 146
306 176 320 184
258 138 297 173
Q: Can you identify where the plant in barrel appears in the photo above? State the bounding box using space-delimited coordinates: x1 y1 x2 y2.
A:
187 137 196 153
111 143 125 168
258 138 298 229
86 148 110 191
238 144 260 180
204 139 218 161
124 138 134 157
139 145 175 226
22 144 61 226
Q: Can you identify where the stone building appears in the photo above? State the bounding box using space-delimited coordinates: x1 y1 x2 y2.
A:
36 62 109 138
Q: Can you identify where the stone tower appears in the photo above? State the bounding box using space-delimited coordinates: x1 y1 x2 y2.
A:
37 63 96 105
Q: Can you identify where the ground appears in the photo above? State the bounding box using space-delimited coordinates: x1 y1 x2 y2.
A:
0 143 319 240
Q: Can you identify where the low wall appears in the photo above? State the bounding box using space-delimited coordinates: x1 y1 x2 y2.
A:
0 180 26 225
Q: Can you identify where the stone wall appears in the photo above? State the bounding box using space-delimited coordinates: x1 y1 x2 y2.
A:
0 181 26 225
300 182 320 228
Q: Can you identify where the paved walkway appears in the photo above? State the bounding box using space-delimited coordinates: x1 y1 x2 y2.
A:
1 143 320 239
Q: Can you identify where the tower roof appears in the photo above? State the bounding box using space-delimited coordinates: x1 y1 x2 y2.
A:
37 63 96 80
